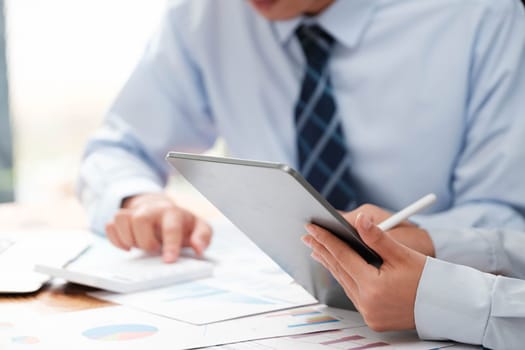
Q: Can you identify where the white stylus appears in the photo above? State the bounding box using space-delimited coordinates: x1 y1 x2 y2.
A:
377 193 437 231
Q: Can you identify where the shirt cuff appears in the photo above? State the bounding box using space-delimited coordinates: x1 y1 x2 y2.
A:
84 177 163 235
424 228 496 273
415 257 495 345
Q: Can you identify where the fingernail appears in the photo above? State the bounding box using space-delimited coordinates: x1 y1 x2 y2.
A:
311 251 321 261
301 235 311 247
163 251 176 263
195 241 204 252
306 224 319 237
195 245 205 257
359 213 373 230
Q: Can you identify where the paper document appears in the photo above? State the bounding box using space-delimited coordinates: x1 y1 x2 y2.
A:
91 219 317 324
0 303 43 349
4 305 364 349
210 326 455 350
92 274 316 325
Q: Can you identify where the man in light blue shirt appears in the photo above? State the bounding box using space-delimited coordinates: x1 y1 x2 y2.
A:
79 0 525 262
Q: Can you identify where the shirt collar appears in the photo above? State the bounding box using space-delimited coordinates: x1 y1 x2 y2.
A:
273 0 378 49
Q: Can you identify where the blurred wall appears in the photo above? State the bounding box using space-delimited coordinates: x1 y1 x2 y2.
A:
0 0 13 202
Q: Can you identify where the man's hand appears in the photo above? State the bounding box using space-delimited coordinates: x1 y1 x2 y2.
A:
342 204 435 257
105 193 212 263
302 213 427 331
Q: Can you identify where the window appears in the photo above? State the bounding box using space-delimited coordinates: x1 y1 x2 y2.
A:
0 0 13 202
6 0 166 202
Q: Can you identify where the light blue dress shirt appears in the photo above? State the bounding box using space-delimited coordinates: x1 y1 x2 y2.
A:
416 229 525 349
79 0 525 236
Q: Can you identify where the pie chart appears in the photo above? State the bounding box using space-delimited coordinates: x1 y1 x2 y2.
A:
82 324 158 341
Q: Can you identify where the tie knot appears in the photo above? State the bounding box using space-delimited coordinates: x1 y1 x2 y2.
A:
296 24 335 67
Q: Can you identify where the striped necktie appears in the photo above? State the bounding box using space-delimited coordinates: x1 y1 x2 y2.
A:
294 24 357 210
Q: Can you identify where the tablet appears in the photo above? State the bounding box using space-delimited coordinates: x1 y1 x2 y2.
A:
166 152 382 309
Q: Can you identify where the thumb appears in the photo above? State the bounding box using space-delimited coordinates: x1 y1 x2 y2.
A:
356 212 407 263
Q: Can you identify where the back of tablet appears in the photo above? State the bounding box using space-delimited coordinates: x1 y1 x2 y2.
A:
166 152 382 309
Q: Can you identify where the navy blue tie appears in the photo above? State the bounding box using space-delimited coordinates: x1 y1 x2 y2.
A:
294 24 357 210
